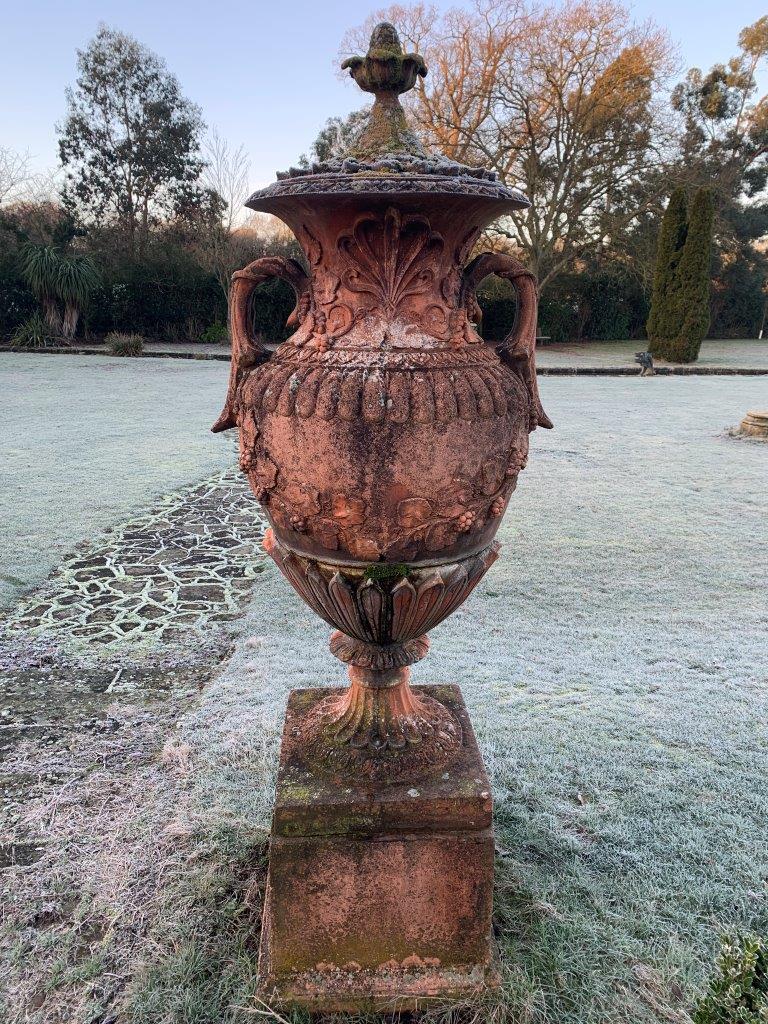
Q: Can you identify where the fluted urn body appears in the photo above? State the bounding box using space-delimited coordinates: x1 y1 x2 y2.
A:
215 24 551 773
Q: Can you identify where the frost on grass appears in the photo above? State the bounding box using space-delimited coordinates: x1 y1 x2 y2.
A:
1 376 767 1024
0 352 232 609
0 664 274 1024
4 466 267 645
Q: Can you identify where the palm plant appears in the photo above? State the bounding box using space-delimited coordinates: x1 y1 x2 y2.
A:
19 244 63 333
18 245 101 340
56 253 100 338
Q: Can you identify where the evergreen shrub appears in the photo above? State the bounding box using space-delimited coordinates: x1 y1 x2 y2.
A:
694 933 768 1024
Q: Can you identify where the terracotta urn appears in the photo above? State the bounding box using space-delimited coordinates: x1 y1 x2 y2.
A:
214 22 551 780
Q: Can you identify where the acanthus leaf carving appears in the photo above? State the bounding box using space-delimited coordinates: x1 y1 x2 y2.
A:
265 530 500 649
338 207 444 317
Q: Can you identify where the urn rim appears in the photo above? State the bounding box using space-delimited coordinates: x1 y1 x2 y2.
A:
246 171 530 214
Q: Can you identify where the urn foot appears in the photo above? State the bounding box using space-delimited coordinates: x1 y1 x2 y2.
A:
263 529 500 784
300 664 463 783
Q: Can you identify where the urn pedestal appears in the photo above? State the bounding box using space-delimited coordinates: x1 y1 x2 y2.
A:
259 686 498 1011
214 21 552 1009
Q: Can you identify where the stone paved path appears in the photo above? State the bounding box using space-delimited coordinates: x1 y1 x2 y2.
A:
2 468 267 646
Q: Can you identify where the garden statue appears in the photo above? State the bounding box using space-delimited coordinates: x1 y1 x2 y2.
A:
214 21 551 1009
635 350 655 376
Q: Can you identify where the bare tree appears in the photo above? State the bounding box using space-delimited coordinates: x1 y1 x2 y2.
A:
174 128 250 301
188 128 253 300
202 128 250 233
343 0 676 288
0 147 34 207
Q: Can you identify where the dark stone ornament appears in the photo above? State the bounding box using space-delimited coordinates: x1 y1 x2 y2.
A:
213 20 552 1011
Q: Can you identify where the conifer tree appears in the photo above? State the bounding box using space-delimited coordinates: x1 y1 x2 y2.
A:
647 189 687 351
647 188 714 362
668 188 714 362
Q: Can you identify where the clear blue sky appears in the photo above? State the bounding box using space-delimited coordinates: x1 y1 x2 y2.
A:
1 0 765 193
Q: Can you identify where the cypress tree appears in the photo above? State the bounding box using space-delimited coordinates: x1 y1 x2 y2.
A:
667 188 714 362
647 188 687 353
647 187 714 363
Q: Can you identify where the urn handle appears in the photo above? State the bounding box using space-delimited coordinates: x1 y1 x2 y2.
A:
212 256 310 433
462 253 553 431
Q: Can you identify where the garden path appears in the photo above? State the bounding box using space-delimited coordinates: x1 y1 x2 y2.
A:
0 353 232 609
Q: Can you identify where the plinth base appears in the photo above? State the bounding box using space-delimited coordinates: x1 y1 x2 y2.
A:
258 684 499 1011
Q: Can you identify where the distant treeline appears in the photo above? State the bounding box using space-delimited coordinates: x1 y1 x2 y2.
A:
2 11 766 346
2 214 761 346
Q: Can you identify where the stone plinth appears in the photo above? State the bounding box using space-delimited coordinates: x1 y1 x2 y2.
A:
258 685 498 1011
739 410 768 438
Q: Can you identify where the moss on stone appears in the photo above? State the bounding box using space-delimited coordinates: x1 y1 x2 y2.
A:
363 563 410 581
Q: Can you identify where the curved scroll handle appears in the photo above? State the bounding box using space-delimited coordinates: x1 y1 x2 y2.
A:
211 256 310 433
462 253 553 431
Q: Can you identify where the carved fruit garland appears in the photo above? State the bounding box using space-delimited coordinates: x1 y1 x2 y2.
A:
392 455 521 557
269 485 380 560
250 448 527 559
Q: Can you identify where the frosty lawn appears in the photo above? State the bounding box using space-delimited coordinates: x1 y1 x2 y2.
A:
0 353 232 609
1 373 766 1023
173 374 767 1021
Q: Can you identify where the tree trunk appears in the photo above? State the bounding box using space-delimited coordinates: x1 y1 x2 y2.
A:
62 303 79 340
42 297 62 335
139 199 149 258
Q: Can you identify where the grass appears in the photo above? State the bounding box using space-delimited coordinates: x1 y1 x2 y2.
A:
106 332 145 356
0 690 269 1024
128 828 267 1024
0 352 232 609
2 614 764 1023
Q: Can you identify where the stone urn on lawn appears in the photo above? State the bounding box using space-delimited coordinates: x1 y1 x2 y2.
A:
214 21 551 1010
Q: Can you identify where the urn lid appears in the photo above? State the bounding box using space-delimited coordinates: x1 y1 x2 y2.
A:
245 23 529 212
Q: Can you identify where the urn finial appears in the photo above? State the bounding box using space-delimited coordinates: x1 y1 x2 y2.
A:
341 22 427 96
340 22 429 159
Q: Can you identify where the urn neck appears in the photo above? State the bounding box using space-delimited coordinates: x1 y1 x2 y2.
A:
276 201 489 351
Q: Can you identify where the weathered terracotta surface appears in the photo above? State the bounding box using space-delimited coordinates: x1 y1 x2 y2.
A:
259 686 497 1011
214 23 552 1005
265 530 499 776
214 24 550 753
213 23 550 574
738 409 768 437
214 202 549 567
